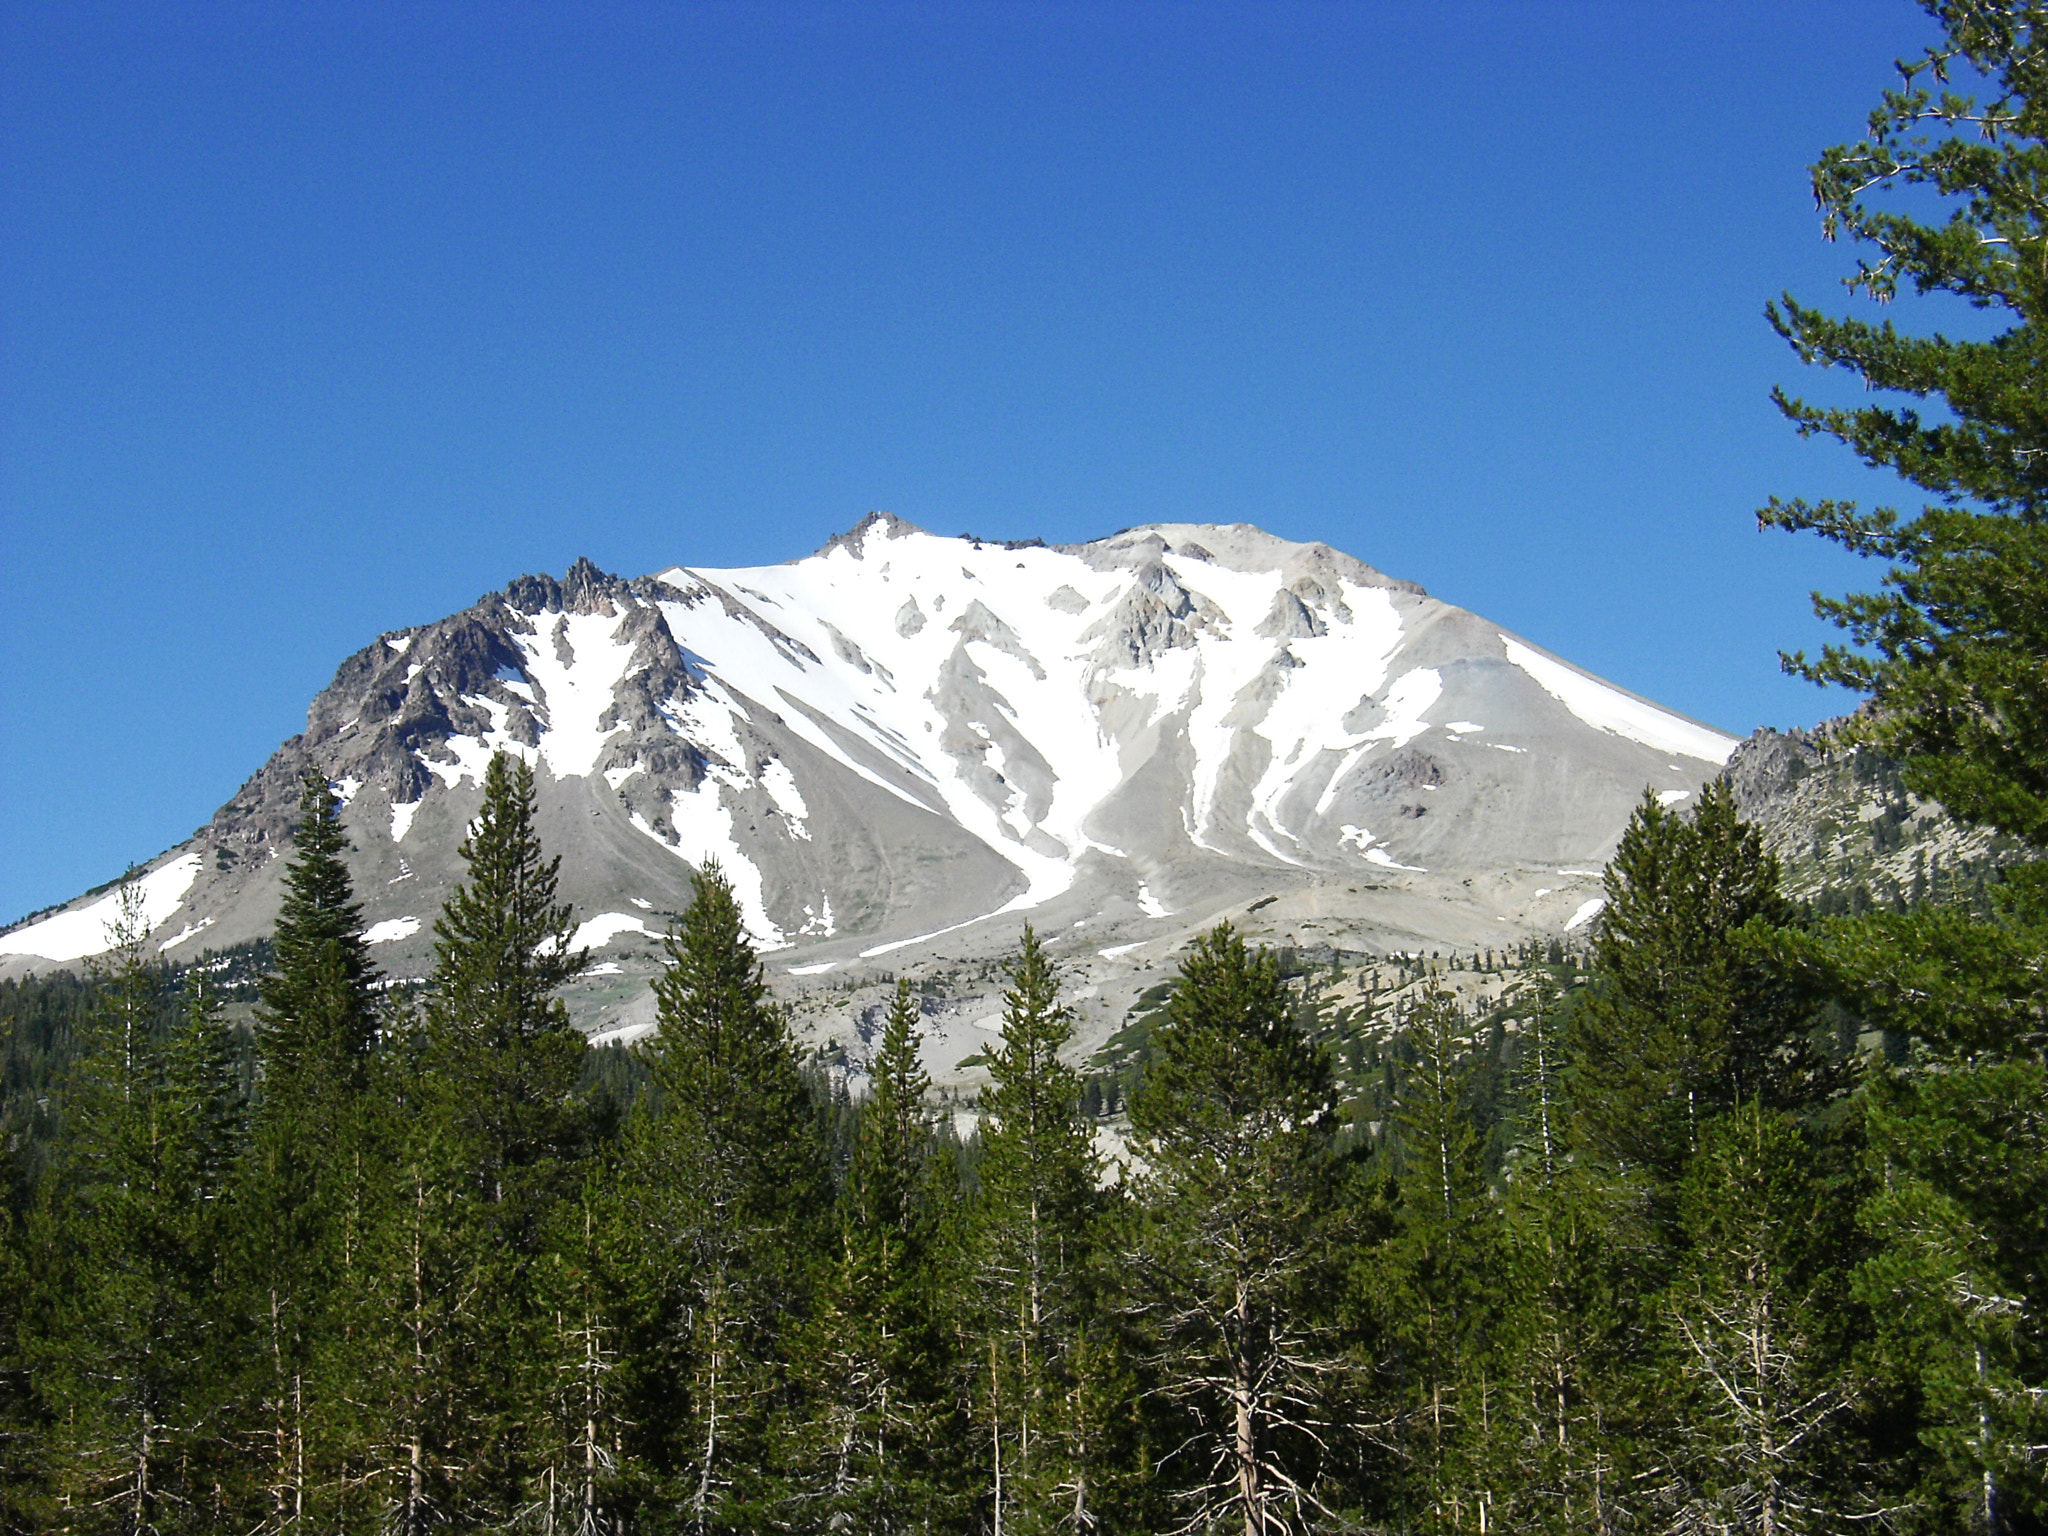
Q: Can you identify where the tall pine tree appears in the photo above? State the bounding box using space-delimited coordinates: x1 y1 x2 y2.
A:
794 978 959 1533
1568 782 1820 1192
244 767 386 1532
615 860 828 1534
362 750 588 1528
970 925 1110 1536
1127 922 1350 1536
25 887 249 1534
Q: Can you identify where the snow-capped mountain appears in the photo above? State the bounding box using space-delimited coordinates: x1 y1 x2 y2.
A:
2 515 1734 1042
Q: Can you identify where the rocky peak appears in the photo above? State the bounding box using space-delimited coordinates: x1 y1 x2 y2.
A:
817 511 925 560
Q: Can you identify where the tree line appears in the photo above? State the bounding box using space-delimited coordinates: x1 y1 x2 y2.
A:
1 747 2043 1534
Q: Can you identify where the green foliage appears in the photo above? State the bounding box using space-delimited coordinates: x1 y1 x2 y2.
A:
1858 1058 2048 1528
23 893 250 1533
257 769 380 1110
425 751 587 1186
615 860 829 1531
1369 986 1506 1523
1765 16 2048 1526
1657 1104 1871 1532
793 978 961 1533
1127 922 1352 1535
969 925 1112 1534
1762 1 2048 847
1568 782 1827 1188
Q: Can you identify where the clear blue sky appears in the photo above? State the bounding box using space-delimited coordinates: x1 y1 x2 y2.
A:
1 1 1949 923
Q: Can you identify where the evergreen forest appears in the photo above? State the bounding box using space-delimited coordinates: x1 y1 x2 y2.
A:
3 2 2046 1530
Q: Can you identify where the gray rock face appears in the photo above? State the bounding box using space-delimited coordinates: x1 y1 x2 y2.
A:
3 516 1742 1059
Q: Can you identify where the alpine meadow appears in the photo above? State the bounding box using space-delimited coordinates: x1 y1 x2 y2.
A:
4 2 2048 1533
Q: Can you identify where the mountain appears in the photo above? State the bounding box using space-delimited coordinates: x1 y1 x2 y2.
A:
1 515 1736 1062
1723 720 2025 915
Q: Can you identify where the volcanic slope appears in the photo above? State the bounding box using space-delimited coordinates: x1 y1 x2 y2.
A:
2 515 1735 1045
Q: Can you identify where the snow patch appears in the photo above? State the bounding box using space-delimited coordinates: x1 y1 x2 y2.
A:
571 912 654 950
1564 897 1606 931
760 758 811 839
1098 942 1143 959
1365 847 1427 873
0 855 204 962
788 961 839 976
1503 639 1736 763
1136 883 1169 918
426 732 503 789
364 916 422 945
158 916 216 953
1657 789 1692 806
390 800 419 843
512 610 640 777
629 802 787 950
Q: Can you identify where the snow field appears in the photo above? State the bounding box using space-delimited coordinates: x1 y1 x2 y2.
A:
0 855 204 962
1503 638 1736 764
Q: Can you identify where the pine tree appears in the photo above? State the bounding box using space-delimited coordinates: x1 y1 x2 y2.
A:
1485 1167 1635 1534
968 925 1106 1535
1857 1059 2048 1530
256 768 379 1113
1471 976 1635 1533
528 1167 634 1536
425 750 586 1195
1761 16 2048 1525
360 750 589 1528
1568 782 1821 1192
795 978 958 1533
243 767 386 1531
1761 1 2048 849
1126 922 1351 1536
25 890 250 1533
1659 1104 1869 1533
615 860 829 1534
1371 986 1506 1531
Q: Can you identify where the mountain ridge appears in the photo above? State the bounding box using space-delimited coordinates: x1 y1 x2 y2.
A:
3 515 1740 1061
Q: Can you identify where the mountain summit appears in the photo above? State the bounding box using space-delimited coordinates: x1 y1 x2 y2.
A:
3 516 1733 1035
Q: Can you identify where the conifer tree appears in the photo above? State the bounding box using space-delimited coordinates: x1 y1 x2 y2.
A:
26 891 249 1533
360 751 588 1528
1659 1104 1868 1533
615 860 828 1533
1469 975 1635 1533
528 1167 634 1536
1487 1165 1634 1534
970 924 1104 1534
1857 1059 2048 1529
1126 921 1350 1536
1568 782 1819 1191
1370 986 1506 1529
244 768 385 1531
1761 15 2048 1524
426 750 586 1193
256 768 380 1114
796 978 958 1533
1761 0 2048 849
